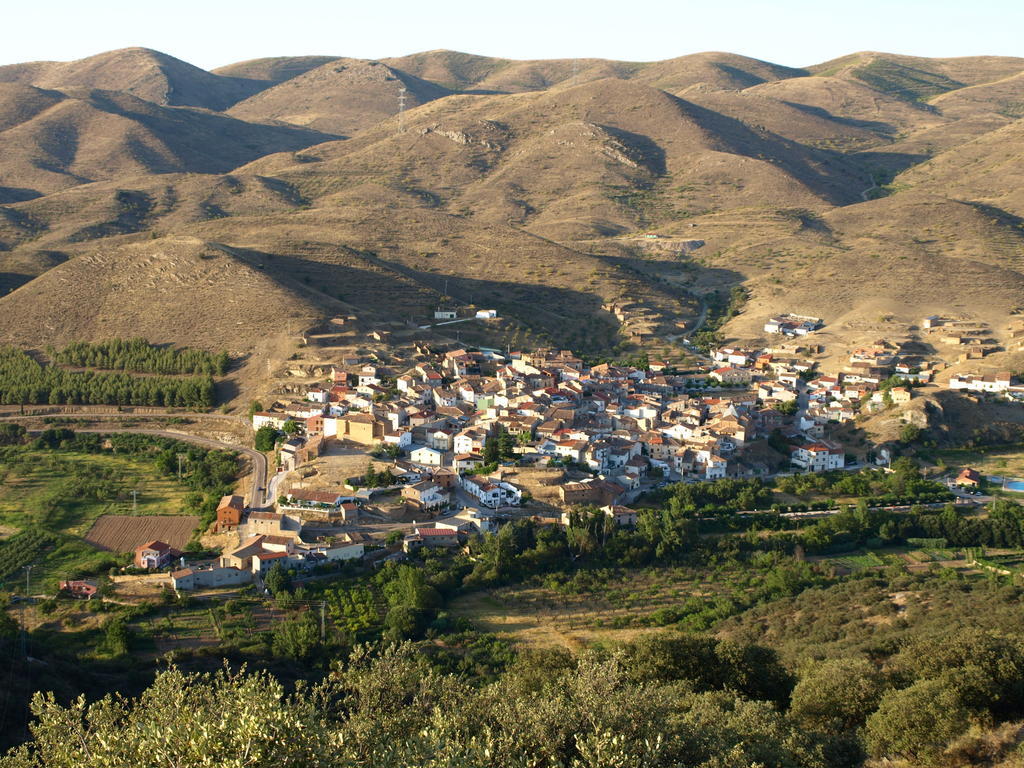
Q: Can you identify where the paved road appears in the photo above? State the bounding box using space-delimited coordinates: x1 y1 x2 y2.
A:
26 426 270 509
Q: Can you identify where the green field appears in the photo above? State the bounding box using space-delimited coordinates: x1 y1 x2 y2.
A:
0 450 191 536
0 446 202 591
829 552 885 570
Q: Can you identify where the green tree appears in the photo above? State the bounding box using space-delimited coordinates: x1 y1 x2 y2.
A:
777 399 798 416
254 425 278 451
101 618 132 657
264 563 292 596
790 657 885 733
271 612 320 660
900 423 922 444
0 424 26 446
483 433 501 465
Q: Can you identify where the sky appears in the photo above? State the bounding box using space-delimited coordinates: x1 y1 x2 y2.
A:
1 0 1023 70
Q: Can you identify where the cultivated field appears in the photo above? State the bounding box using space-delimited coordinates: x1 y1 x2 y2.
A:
449 567 733 649
84 514 199 552
0 449 192 536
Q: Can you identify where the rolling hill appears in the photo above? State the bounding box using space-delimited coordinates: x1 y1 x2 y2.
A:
227 58 452 136
0 45 1023 394
0 85 335 199
0 47 267 110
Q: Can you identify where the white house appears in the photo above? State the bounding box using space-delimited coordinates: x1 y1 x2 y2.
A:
308 542 364 563
475 309 498 319
452 453 485 471
454 428 487 455
601 505 638 527
791 442 845 472
279 490 356 521
383 429 413 449
410 446 444 466
948 372 1013 393
252 412 289 430
306 387 329 404
461 474 522 508
434 309 458 320
704 455 728 480
401 480 450 512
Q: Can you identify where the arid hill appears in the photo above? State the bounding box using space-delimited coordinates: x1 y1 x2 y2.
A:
210 56 340 84
227 58 452 136
0 84 334 199
1 46 1024 391
0 236 322 350
0 47 267 110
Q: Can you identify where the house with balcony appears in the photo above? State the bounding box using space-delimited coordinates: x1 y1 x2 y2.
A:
461 474 522 508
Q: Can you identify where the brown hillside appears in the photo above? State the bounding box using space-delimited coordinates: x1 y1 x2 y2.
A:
210 56 340 84
855 113 1014 178
808 52 1024 100
227 58 452 136
0 48 265 110
0 171 309 257
386 50 804 95
632 52 806 93
744 76 946 135
240 77 865 238
704 192 1024 361
0 86 334 198
381 51 510 92
3 46 1024 381
930 70 1024 119
895 120 1024 216
684 89 884 150
0 236 323 352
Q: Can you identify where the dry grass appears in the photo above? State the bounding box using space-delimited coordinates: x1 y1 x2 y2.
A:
449 568 725 649
450 588 664 650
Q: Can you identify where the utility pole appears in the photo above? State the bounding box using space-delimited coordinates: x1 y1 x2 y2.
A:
320 601 326 643
397 85 408 134
130 489 138 514
21 564 33 658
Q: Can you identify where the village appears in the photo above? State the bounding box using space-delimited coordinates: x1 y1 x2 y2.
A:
101 306 1024 597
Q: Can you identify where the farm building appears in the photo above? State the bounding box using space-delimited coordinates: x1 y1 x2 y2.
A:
171 566 252 591
59 580 98 599
134 540 178 570
215 495 245 532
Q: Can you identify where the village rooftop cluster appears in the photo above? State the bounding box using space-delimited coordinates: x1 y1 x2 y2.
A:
76 312 1024 593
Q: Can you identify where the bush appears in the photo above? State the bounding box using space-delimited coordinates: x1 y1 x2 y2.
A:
865 677 970 760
